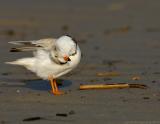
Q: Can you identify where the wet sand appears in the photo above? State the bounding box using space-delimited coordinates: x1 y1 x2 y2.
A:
0 0 160 123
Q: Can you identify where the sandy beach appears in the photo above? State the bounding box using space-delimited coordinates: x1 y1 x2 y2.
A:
0 0 160 123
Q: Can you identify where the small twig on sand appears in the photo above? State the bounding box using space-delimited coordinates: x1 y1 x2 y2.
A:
79 83 148 90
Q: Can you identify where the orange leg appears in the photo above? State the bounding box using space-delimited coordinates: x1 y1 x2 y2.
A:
53 79 58 91
48 76 64 95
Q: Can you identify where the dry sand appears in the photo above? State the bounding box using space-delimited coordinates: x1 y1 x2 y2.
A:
0 0 160 124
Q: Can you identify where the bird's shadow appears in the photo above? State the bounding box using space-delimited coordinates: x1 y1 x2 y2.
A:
24 79 72 91
0 77 72 91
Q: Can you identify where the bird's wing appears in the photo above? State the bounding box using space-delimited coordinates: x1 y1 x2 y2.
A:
9 38 56 52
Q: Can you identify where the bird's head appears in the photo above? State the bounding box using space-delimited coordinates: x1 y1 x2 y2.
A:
50 35 78 64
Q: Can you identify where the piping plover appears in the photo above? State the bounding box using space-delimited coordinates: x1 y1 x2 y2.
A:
6 35 81 95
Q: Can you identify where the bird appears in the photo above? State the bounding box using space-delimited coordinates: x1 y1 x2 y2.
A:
6 35 81 95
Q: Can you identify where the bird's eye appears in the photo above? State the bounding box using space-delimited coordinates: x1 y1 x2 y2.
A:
55 55 58 58
71 51 77 56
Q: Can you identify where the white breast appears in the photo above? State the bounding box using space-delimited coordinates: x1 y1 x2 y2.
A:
32 46 81 80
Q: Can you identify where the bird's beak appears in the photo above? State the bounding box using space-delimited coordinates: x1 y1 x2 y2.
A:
64 56 71 61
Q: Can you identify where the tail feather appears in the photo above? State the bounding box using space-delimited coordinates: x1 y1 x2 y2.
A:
5 58 35 66
10 48 22 52
8 40 36 45
10 47 38 52
5 58 36 72
5 61 19 65
5 59 29 66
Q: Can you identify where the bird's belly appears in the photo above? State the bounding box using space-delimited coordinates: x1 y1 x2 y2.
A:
33 48 81 80
34 60 72 79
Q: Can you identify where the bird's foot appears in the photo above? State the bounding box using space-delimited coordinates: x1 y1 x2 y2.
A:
50 90 64 95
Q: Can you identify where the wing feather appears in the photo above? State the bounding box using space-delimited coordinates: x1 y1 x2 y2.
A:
9 38 56 52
